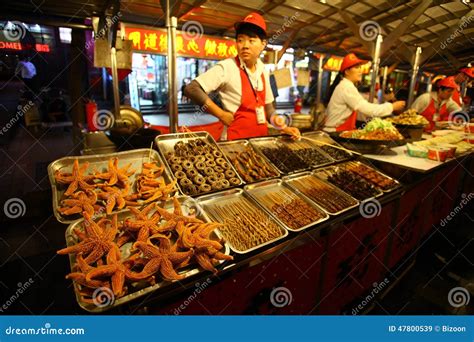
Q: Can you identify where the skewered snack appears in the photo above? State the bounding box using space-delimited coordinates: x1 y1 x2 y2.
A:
340 118 404 140
261 145 310 174
282 140 332 167
224 145 279 183
342 162 397 191
165 138 240 195
258 191 326 230
206 198 284 252
289 176 357 214
58 199 232 304
387 109 429 126
323 169 380 200
318 145 352 161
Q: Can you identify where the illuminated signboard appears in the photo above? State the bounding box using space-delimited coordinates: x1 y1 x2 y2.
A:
0 41 50 52
124 27 237 60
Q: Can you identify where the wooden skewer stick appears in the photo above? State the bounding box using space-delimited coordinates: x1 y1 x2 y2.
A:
300 136 362 156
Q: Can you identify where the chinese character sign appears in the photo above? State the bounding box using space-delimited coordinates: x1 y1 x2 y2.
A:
124 27 237 60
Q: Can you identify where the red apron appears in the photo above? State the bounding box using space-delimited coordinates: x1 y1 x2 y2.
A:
335 111 357 131
420 98 449 132
226 57 268 140
452 89 462 106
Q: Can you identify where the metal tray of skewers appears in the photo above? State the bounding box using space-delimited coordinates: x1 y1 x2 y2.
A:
336 160 401 193
282 172 359 216
155 132 244 197
48 149 179 224
61 196 231 313
244 179 329 232
249 136 332 175
302 131 354 162
312 165 384 201
218 139 280 184
196 188 288 254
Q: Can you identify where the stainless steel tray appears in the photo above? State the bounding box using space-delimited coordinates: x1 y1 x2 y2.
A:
283 172 359 216
338 160 401 193
312 165 384 200
155 132 244 196
218 139 280 183
302 131 354 162
249 137 312 175
275 136 335 168
196 188 288 254
64 196 230 313
244 179 329 232
48 148 178 224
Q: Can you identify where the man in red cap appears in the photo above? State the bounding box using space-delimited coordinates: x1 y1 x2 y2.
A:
323 53 405 131
411 76 461 132
184 12 300 140
452 67 473 106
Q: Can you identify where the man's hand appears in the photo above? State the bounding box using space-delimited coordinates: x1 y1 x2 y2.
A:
218 110 234 126
281 126 301 140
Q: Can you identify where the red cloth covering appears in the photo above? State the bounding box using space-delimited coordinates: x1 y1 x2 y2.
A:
149 121 224 141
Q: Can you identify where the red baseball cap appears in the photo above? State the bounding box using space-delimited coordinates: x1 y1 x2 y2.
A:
460 67 474 79
340 53 367 72
234 12 267 36
438 76 459 90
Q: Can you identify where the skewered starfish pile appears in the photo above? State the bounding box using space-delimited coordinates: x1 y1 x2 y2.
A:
57 198 233 306
54 158 176 219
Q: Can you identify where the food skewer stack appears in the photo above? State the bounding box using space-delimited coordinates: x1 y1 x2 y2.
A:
289 176 358 214
257 190 326 230
319 168 381 200
205 198 284 252
342 162 397 191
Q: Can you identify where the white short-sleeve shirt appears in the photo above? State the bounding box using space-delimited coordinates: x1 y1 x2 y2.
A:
324 78 393 131
195 57 274 115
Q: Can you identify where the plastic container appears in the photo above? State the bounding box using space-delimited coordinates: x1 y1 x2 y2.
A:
465 134 474 144
436 143 457 158
427 147 449 162
465 123 474 134
406 143 428 158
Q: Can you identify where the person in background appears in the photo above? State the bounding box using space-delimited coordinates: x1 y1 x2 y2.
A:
184 12 300 140
15 56 37 100
452 67 474 107
411 76 461 132
323 53 405 132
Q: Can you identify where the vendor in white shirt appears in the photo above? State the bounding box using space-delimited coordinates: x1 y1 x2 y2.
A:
323 53 405 132
411 76 461 132
184 12 300 141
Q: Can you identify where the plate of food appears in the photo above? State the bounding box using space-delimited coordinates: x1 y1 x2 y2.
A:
331 118 406 154
386 109 429 128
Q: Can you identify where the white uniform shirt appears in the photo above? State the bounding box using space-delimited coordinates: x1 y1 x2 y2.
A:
324 78 393 131
411 92 461 114
195 57 274 114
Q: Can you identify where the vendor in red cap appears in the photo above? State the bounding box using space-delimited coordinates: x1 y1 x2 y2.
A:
323 53 405 132
184 12 300 140
411 76 461 132
452 67 474 106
